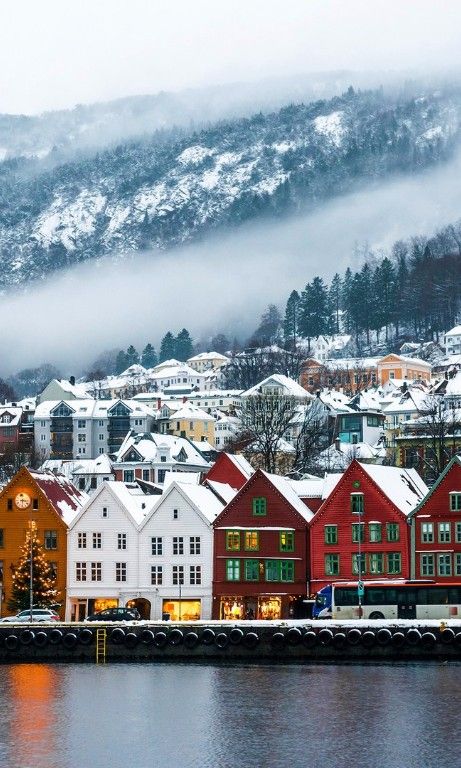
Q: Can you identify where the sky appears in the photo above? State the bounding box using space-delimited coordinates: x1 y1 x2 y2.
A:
1 0 461 114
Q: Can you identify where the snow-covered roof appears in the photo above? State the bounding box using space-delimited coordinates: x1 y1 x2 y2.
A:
142 480 224 527
187 352 229 362
41 455 113 477
242 374 310 399
34 398 155 419
103 481 156 524
360 464 428 515
163 471 201 488
29 469 88 525
115 432 210 467
288 478 324 498
168 403 215 421
321 473 343 499
226 453 254 479
445 326 461 337
262 471 314 522
204 480 238 505
0 407 22 426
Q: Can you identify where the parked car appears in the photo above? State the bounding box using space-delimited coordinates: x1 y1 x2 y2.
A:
0 608 60 623
85 607 141 622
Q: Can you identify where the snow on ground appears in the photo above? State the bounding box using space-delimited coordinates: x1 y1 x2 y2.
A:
177 145 215 165
314 110 346 147
34 190 106 248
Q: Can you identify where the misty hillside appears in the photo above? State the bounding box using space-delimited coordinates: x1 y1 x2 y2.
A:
1 86 461 289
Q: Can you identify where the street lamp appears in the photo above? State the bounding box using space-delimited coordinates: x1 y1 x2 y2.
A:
179 582 182 621
29 520 36 622
357 508 364 619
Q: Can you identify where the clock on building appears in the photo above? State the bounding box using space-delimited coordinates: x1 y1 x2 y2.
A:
15 492 31 509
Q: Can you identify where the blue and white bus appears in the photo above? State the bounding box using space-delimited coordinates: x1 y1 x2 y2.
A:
312 580 461 620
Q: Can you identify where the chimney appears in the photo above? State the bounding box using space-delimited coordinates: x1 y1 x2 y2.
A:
334 437 341 452
69 376 76 386
157 398 162 410
183 396 187 404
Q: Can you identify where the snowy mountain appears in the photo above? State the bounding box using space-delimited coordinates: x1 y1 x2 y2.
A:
1 85 461 289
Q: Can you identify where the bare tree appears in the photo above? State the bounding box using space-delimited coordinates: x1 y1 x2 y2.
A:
236 393 299 473
292 403 334 474
412 396 461 483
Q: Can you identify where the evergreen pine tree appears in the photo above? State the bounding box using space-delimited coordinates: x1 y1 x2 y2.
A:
115 349 128 374
141 343 158 368
125 345 139 367
299 277 329 348
159 332 176 362
328 273 342 335
283 290 301 350
8 526 59 613
175 328 194 361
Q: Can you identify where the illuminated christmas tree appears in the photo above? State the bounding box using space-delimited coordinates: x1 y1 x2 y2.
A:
8 525 59 612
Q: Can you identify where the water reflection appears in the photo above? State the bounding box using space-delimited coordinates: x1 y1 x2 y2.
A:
0 663 460 768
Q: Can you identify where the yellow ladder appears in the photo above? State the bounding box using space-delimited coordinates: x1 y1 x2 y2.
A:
96 628 107 664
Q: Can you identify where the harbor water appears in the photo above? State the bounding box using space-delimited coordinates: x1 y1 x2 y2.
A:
0 662 460 768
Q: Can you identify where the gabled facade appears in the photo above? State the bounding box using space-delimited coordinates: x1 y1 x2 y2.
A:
66 482 154 621
409 456 461 584
138 482 224 620
203 452 254 491
212 469 313 620
0 466 86 618
309 460 428 593
112 432 210 484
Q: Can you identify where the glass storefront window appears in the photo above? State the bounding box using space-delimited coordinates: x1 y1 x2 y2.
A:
162 600 201 621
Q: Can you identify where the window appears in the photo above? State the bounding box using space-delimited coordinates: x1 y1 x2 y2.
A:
265 560 279 581
450 493 461 511
90 477 97 489
324 525 338 545
387 552 401 575
367 415 380 426
368 523 382 543
325 554 339 576
352 553 366 575
280 531 294 552
142 469 150 481
438 522 451 543
226 559 240 580
98 420 104 427
76 562 87 581
421 522 433 543
190 565 201 585
151 565 163 585
91 562 102 581
44 530 57 550
421 553 435 577
77 447 86 455
77 434 86 443
351 494 364 514
77 532 87 549
172 565 184 585
456 522 461 543
93 532 102 549
352 523 365 543
123 470 134 482
49 562 57 580
386 523 399 542
243 531 259 551
369 552 384 574
226 531 240 551
151 537 163 556
102 507 108 518
279 560 294 582
32 499 39 510
173 536 184 555
7 499 12 511
244 559 259 581
189 536 201 555
40 434 47 442
77 420 86 428
115 562 127 582
117 533 127 550
0 529 3 548
99 434 104 441
252 497 267 516
438 554 452 577
455 554 461 577
173 508 178 519
160 456 167 463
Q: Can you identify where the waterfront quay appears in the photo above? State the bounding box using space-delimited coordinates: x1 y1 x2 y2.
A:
1 619 461 663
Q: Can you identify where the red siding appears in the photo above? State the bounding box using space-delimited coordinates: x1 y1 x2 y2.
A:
310 461 411 591
204 453 251 490
413 460 461 583
212 469 310 619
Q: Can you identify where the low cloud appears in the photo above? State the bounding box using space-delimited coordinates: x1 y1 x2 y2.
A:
2 152 461 376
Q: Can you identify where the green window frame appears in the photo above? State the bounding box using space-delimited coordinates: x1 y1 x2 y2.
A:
280 531 294 552
455 554 461 576
387 552 401 574
351 494 364 514
325 553 339 576
244 559 259 581
386 523 399 542
226 531 240 551
456 522 461 544
252 497 267 516
324 525 338 545
279 560 294 582
368 523 382 543
450 493 461 512
438 522 451 544
244 531 259 551
265 560 279 581
352 523 365 543
368 552 383 574
421 522 433 543
226 559 240 581
352 553 366 575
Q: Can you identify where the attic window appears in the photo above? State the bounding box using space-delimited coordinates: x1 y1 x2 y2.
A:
102 507 108 518
32 499 39 510
173 509 179 520
252 497 267 516
351 494 364 515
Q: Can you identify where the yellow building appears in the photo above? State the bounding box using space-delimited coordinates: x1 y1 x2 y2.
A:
378 354 431 385
0 466 86 619
166 403 216 445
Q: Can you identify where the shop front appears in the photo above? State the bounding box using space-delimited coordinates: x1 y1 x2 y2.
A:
162 599 201 621
69 597 118 621
219 595 283 620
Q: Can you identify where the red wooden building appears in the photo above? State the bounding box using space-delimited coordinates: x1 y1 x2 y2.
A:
212 469 314 620
309 460 428 592
409 456 461 582
203 452 254 491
